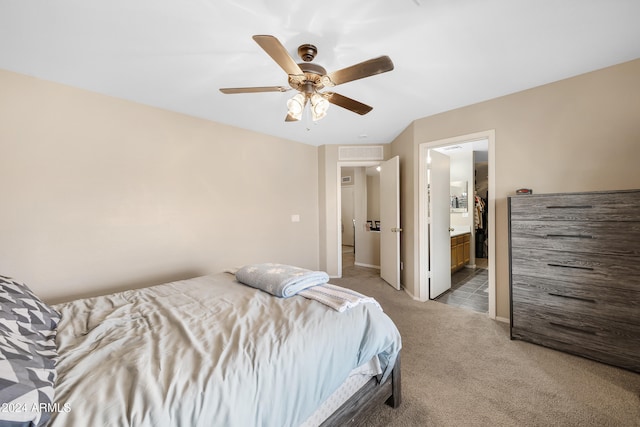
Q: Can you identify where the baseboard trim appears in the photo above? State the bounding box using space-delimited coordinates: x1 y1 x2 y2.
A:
354 262 381 270
495 316 510 324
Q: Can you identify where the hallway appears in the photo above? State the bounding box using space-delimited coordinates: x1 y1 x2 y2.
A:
342 245 488 313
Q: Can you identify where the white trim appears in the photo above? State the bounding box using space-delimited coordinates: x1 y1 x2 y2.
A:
418 130 497 319
495 316 510 324
404 288 420 300
354 262 381 269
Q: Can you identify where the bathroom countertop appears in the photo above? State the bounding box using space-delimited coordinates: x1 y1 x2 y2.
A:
450 230 471 237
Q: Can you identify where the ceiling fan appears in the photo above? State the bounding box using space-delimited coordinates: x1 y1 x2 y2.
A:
219 35 394 122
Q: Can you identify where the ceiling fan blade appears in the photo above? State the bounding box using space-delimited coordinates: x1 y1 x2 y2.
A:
326 56 394 86
323 92 373 115
253 35 304 76
219 86 289 94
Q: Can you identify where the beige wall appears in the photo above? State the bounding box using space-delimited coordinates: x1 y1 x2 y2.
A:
0 70 320 303
392 58 640 319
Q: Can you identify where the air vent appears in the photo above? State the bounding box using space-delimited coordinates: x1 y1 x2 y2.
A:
338 146 384 161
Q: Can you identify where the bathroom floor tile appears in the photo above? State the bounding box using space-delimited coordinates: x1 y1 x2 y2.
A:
435 268 489 314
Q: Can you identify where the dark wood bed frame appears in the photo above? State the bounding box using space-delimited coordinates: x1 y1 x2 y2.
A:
320 353 402 426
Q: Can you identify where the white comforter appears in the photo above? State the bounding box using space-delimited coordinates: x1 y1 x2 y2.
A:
50 273 401 427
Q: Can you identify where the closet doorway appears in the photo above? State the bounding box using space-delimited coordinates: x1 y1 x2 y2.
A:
418 130 496 319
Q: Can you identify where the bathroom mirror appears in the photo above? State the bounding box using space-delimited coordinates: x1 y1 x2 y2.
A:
450 180 468 213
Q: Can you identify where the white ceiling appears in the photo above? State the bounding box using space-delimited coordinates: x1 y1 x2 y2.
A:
2 0 639 147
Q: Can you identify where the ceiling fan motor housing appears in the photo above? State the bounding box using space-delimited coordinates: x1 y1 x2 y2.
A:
289 60 328 92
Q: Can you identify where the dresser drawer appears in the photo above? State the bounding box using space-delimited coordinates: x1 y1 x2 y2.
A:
511 276 640 326
511 247 640 292
512 302 640 348
510 220 640 257
511 321 640 372
509 190 640 222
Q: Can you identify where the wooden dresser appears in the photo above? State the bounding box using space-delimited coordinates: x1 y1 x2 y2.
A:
508 189 640 372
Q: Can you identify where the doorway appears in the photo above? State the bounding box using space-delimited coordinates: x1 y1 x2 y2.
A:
340 165 378 274
418 130 496 318
337 157 401 290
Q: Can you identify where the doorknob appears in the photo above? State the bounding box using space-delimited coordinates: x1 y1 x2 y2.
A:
449 227 454 232
391 227 403 232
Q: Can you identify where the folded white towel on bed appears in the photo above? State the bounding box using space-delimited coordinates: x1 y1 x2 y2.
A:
299 283 382 312
234 263 330 298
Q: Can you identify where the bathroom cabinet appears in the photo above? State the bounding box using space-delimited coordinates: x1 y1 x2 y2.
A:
450 233 470 273
508 189 640 372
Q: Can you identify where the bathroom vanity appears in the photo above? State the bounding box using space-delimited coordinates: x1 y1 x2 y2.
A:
450 230 470 273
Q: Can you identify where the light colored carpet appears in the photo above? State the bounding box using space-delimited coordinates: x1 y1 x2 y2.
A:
331 265 640 427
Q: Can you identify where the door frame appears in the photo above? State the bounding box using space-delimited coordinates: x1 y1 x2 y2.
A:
418 130 496 318
336 161 382 278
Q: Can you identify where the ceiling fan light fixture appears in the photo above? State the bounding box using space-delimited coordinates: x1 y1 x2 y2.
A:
286 93 306 120
310 93 329 121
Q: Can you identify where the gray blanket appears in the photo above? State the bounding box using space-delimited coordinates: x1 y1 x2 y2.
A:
51 273 401 427
235 263 329 297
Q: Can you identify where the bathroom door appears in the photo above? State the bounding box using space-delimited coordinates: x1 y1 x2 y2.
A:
428 150 452 299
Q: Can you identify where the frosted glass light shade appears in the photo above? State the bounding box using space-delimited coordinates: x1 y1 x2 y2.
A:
286 93 306 120
310 93 329 121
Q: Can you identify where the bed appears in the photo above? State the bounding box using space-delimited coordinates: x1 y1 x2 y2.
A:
0 267 401 427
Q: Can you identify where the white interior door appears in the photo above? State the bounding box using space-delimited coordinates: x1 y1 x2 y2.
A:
380 156 401 290
341 186 355 247
428 150 451 299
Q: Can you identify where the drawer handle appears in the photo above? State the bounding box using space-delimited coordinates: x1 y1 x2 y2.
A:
547 263 594 271
549 322 596 335
548 292 596 304
546 205 593 209
546 234 593 239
